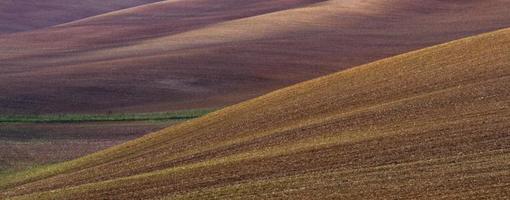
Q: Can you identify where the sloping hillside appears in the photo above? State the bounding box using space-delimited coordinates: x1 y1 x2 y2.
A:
1 0 510 114
1 27 509 199
0 0 162 34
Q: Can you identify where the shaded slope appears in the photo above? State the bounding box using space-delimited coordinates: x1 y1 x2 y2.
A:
0 0 162 34
1 0 510 114
1 28 510 199
0 0 326 114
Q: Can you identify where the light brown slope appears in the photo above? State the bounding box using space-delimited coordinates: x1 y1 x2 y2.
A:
1 27 510 199
1 0 510 115
0 0 163 34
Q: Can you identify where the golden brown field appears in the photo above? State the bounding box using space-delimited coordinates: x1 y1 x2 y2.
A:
1 27 509 199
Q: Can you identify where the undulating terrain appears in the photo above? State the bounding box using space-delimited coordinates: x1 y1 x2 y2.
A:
1 0 510 114
7 0 510 174
1 27 509 199
0 0 162 34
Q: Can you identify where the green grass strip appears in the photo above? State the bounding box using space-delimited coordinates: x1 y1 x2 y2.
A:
0 109 214 124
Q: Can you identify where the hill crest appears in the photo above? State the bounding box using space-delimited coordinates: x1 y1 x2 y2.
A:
1 27 509 199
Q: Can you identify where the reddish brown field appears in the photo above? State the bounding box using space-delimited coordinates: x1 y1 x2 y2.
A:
0 0 162 34
0 121 173 171
1 27 509 199
1 0 510 114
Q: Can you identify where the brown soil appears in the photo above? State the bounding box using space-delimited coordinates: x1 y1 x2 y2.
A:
1 0 509 114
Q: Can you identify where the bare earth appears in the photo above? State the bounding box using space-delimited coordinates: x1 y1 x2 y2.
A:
1 0 510 114
0 0 162 34
0 1 510 199
1 27 509 200
0 121 173 171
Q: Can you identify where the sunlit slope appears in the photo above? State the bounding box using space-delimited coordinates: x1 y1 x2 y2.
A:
0 0 161 34
2 28 510 199
1 0 510 114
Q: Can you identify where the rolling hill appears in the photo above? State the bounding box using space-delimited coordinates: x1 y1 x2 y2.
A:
1 27 509 199
0 0 162 34
1 0 510 114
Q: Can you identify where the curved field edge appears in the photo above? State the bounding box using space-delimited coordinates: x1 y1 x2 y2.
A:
1 27 510 199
